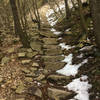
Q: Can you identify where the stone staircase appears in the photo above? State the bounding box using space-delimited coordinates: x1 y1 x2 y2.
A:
29 29 66 71
41 31 66 71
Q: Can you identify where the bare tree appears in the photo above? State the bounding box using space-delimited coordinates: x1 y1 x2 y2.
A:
77 0 88 33
89 0 100 49
64 0 71 19
10 0 30 47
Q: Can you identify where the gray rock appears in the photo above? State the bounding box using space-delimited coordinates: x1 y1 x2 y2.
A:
44 49 63 56
0 77 3 83
28 87 42 98
44 62 66 71
43 38 58 45
1 56 10 64
64 31 72 35
25 77 33 82
0 99 6 100
43 45 61 49
11 85 17 90
21 68 30 74
48 88 73 100
26 48 33 52
42 56 65 62
47 74 71 84
16 98 25 100
40 31 57 38
32 62 39 67
25 72 36 77
30 41 43 54
15 84 25 94
7 47 14 53
18 52 26 58
35 74 45 81
26 52 38 58
21 60 31 64
30 67 37 72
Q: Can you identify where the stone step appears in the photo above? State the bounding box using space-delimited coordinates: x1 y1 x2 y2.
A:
43 45 61 49
44 49 63 56
48 87 73 100
30 41 43 54
47 74 71 85
44 62 66 71
41 55 65 62
42 38 58 45
40 31 57 38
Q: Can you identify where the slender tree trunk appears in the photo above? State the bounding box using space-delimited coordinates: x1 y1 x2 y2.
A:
54 0 63 15
89 0 100 49
77 0 88 33
35 0 41 30
64 0 71 19
10 0 30 47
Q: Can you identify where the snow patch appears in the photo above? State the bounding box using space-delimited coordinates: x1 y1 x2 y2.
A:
50 28 61 35
65 75 92 100
46 9 57 26
80 45 93 51
56 54 88 76
77 53 83 58
59 43 75 50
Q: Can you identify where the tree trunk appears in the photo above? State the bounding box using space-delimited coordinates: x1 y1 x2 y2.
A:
77 0 88 33
64 0 71 19
9 0 30 48
89 0 100 49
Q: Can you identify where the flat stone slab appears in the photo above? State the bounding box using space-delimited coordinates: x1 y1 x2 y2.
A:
43 45 61 49
42 55 65 62
44 49 63 56
30 41 43 54
48 88 73 100
43 38 58 45
47 74 71 85
40 31 57 38
44 62 66 71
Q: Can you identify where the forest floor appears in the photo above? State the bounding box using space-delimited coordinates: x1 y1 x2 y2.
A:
0 2 100 100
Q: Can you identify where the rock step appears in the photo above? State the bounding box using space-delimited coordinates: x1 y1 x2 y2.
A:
40 31 57 38
43 45 61 49
47 74 71 85
42 38 58 45
30 41 43 54
41 55 65 62
44 49 63 56
44 62 66 71
48 87 74 100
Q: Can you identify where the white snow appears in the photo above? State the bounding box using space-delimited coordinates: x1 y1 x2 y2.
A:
50 28 61 35
56 2 65 12
80 45 93 51
56 54 88 76
46 1 92 100
65 75 92 100
65 28 71 32
68 0 87 9
59 43 75 50
46 9 57 26
77 53 83 58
